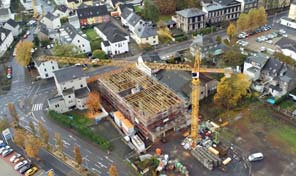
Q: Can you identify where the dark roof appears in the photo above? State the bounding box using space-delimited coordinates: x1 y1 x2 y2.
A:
111 0 126 6
292 0 296 4
97 22 128 43
121 7 133 19
213 0 240 6
134 21 157 38
276 38 296 52
0 8 9 16
75 87 89 98
118 3 134 11
269 85 282 92
102 41 110 46
176 8 206 18
77 5 108 19
48 95 64 104
39 23 49 35
141 52 161 62
127 13 141 26
45 12 58 21
57 5 68 13
0 27 11 43
63 23 78 39
53 66 85 83
67 0 80 3
165 20 176 26
6 19 18 27
262 58 284 77
63 88 74 96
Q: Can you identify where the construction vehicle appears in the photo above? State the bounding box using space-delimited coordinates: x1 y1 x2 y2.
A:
39 50 232 145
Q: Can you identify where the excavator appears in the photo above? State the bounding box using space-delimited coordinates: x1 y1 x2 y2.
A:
39 50 232 145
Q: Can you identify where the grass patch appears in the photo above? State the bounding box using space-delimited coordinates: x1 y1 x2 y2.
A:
48 110 111 150
134 5 142 13
279 100 296 111
84 28 99 40
83 28 102 51
272 125 296 154
159 15 172 22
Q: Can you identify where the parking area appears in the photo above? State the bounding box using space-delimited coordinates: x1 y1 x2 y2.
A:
0 156 21 176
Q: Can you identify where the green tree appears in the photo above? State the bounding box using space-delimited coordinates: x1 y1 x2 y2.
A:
222 49 246 66
52 44 80 57
93 50 106 59
214 74 251 109
215 35 222 44
0 118 9 132
33 35 40 47
40 39 50 47
60 17 68 25
15 41 33 66
248 9 259 30
257 7 267 27
237 13 249 31
109 165 119 176
73 145 82 165
155 0 176 15
29 120 36 136
38 121 49 146
143 0 160 23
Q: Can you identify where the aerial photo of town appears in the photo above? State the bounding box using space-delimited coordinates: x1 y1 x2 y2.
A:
0 0 296 175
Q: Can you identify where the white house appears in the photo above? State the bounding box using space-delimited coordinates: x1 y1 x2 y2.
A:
40 12 61 30
48 66 90 113
280 17 296 29
1 0 11 8
34 60 59 79
136 52 162 76
121 7 158 46
3 19 21 37
95 22 129 55
68 15 80 29
243 54 269 81
53 5 69 18
0 27 13 57
59 23 91 53
0 8 13 23
275 38 296 61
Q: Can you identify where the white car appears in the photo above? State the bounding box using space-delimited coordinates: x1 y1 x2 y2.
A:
260 47 266 52
248 152 264 162
0 146 10 154
266 40 273 44
26 31 31 35
10 153 21 162
2 148 13 157
14 160 28 170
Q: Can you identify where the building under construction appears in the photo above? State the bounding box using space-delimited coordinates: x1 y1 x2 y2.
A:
98 68 187 142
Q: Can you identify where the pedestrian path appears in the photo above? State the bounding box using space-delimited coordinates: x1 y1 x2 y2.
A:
32 103 43 112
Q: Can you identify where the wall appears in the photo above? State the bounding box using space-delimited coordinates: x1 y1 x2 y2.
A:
289 3 296 19
0 32 13 57
132 33 159 46
48 98 68 113
55 76 88 95
37 61 59 79
72 35 91 53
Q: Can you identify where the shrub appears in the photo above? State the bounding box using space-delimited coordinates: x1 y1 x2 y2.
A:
93 49 106 59
174 35 188 42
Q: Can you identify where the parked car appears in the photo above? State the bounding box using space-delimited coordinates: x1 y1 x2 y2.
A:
19 164 32 174
266 40 273 44
25 166 38 176
260 47 266 52
7 66 12 79
248 152 264 162
0 146 10 154
10 153 21 162
282 34 288 37
2 148 14 157
0 140 5 147
279 29 286 34
14 160 29 170
13 156 25 163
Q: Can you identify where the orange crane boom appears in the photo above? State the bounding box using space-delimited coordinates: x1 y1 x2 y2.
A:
38 51 232 143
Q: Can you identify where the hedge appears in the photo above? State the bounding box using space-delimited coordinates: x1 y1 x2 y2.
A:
48 110 111 150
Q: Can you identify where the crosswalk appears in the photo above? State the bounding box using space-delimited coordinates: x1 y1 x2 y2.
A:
32 103 43 111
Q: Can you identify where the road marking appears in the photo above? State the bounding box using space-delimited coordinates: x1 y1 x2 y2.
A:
91 168 102 174
97 161 107 169
95 163 102 168
31 103 43 111
104 156 114 163
86 149 92 154
40 116 46 122
69 135 77 141
62 140 71 146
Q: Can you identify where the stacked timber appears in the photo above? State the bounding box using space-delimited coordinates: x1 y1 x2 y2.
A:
191 146 222 170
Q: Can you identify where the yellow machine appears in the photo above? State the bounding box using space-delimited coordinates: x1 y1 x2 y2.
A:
32 0 38 19
39 50 232 143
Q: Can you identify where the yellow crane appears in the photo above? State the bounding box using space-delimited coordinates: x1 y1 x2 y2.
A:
39 50 232 143
32 0 38 19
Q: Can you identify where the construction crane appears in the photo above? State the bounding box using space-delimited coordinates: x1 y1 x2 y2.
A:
32 0 38 19
39 50 232 144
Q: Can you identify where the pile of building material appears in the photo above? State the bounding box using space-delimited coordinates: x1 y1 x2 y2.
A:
191 146 222 170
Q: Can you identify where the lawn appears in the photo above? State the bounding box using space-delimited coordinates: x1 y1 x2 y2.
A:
274 125 296 153
159 15 172 22
83 28 102 50
85 28 99 40
279 99 296 112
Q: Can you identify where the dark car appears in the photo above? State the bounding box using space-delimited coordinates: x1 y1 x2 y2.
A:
19 164 32 174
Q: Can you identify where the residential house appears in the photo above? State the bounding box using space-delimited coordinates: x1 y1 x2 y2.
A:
54 0 66 5
213 0 241 21
190 35 223 59
243 53 270 81
1 0 11 8
117 3 134 16
3 19 21 37
34 60 59 79
236 0 258 12
40 12 61 30
109 0 127 8
95 22 129 55
77 5 110 26
36 24 50 41
121 9 158 45
202 2 225 25
289 0 296 20
68 15 81 29
65 0 82 9
58 23 91 53
136 52 163 76
280 1 296 29
48 66 90 113
82 0 93 6
0 27 13 57
275 38 296 61
53 5 69 18
164 20 177 29
0 8 12 23
175 8 206 32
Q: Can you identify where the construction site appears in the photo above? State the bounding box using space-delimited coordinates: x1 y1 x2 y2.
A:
98 68 188 142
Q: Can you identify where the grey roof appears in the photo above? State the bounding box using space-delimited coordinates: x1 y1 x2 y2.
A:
204 3 224 11
53 66 85 83
134 21 157 38
0 27 11 44
48 95 64 104
75 87 89 98
176 8 206 18
39 23 49 35
213 0 240 6
276 38 296 52
118 3 134 11
141 52 161 62
63 88 74 96
127 13 141 26
121 6 133 19
68 15 79 23
246 66 260 73
292 0 296 4
280 75 292 83
6 19 18 27
0 8 9 16
192 35 217 47
165 20 176 26
77 5 108 19
262 58 284 76
57 5 68 13
45 12 58 21
102 41 110 46
62 23 79 40
245 54 269 68
97 22 128 43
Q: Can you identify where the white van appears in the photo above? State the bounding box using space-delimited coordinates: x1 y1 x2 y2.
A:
248 152 264 162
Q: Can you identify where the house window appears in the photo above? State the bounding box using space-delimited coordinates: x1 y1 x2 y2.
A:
52 66 55 69
78 40 80 43
55 104 60 108
82 44 84 47
44 68 47 72
45 73 48 77
80 84 83 87
68 95 71 98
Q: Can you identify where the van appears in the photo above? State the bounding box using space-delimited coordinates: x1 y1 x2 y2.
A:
248 152 264 162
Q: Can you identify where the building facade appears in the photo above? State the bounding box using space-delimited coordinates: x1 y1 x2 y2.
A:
35 60 59 79
0 27 13 57
40 12 61 30
3 19 21 37
77 5 110 26
175 8 206 32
